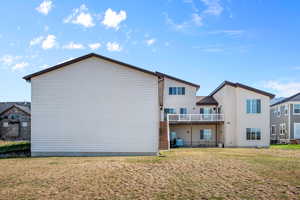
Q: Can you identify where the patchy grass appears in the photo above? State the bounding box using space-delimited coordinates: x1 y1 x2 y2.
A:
0 148 300 200
0 140 30 153
271 144 300 149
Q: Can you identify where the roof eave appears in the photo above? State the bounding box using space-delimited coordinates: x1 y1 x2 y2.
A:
23 53 158 81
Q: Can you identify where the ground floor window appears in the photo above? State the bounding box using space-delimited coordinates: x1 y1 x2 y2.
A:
246 128 261 140
271 125 276 135
279 123 286 135
200 129 212 140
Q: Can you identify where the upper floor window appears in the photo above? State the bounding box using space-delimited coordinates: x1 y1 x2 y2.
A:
284 105 288 115
246 99 261 114
21 122 28 127
200 107 213 114
293 104 300 114
164 108 176 120
2 122 8 127
169 87 185 95
277 106 281 117
246 128 261 140
180 108 187 114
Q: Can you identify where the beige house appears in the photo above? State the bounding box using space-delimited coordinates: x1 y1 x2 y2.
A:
158 74 275 149
24 53 274 156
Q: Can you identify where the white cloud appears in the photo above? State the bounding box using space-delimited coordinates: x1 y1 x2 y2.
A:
12 62 29 71
29 36 44 46
201 0 223 16
106 42 122 52
0 55 21 66
42 34 57 49
88 43 101 50
64 4 95 28
164 12 202 32
164 13 189 32
209 30 245 37
36 0 53 15
192 13 203 26
63 42 85 50
146 38 156 46
102 8 127 30
263 80 300 97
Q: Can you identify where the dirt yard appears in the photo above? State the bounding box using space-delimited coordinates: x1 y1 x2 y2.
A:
0 148 299 200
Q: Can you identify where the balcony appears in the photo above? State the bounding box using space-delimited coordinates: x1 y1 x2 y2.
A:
167 114 224 124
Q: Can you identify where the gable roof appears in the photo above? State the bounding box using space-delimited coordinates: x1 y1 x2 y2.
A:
209 81 275 99
271 92 300 107
155 72 200 89
23 53 157 81
0 102 31 115
196 96 218 105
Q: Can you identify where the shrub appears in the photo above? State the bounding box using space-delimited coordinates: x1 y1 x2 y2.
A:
0 141 30 153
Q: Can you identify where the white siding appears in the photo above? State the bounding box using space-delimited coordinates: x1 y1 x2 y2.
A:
31 57 159 155
161 77 198 119
213 85 237 147
235 87 270 147
213 85 270 147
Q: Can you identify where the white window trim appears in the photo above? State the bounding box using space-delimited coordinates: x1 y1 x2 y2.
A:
2 122 9 127
279 123 286 135
271 125 276 135
293 104 300 115
21 122 28 127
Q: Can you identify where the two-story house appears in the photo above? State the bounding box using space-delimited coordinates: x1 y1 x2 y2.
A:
158 75 275 149
270 92 300 144
24 53 275 156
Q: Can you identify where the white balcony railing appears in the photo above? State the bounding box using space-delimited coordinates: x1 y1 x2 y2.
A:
167 114 224 122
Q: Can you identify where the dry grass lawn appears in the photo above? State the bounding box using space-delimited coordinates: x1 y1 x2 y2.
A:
0 148 300 200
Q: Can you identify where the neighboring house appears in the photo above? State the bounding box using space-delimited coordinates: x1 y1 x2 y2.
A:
23 53 274 156
270 92 300 144
0 102 31 141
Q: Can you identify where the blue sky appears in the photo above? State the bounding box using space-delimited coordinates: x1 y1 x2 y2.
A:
1 0 300 101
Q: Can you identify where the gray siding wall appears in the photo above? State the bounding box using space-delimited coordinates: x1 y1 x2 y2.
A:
270 105 289 141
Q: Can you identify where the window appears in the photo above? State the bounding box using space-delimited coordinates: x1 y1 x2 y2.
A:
164 108 176 120
200 129 212 140
279 123 286 135
293 104 300 114
169 87 177 95
277 106 281 117
284 105 288 115
180 108 187 114
2 122 8 127
246 99 261 114
200 107 212 114
271 125 276 135
168 87 185 95
246 128 261 140
21 122 28 127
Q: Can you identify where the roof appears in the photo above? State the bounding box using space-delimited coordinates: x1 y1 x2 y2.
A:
209 81 275 99
271 92 300 107
155 72 200 89
23 53 158 81
196 96 218 105
0 102 31 115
